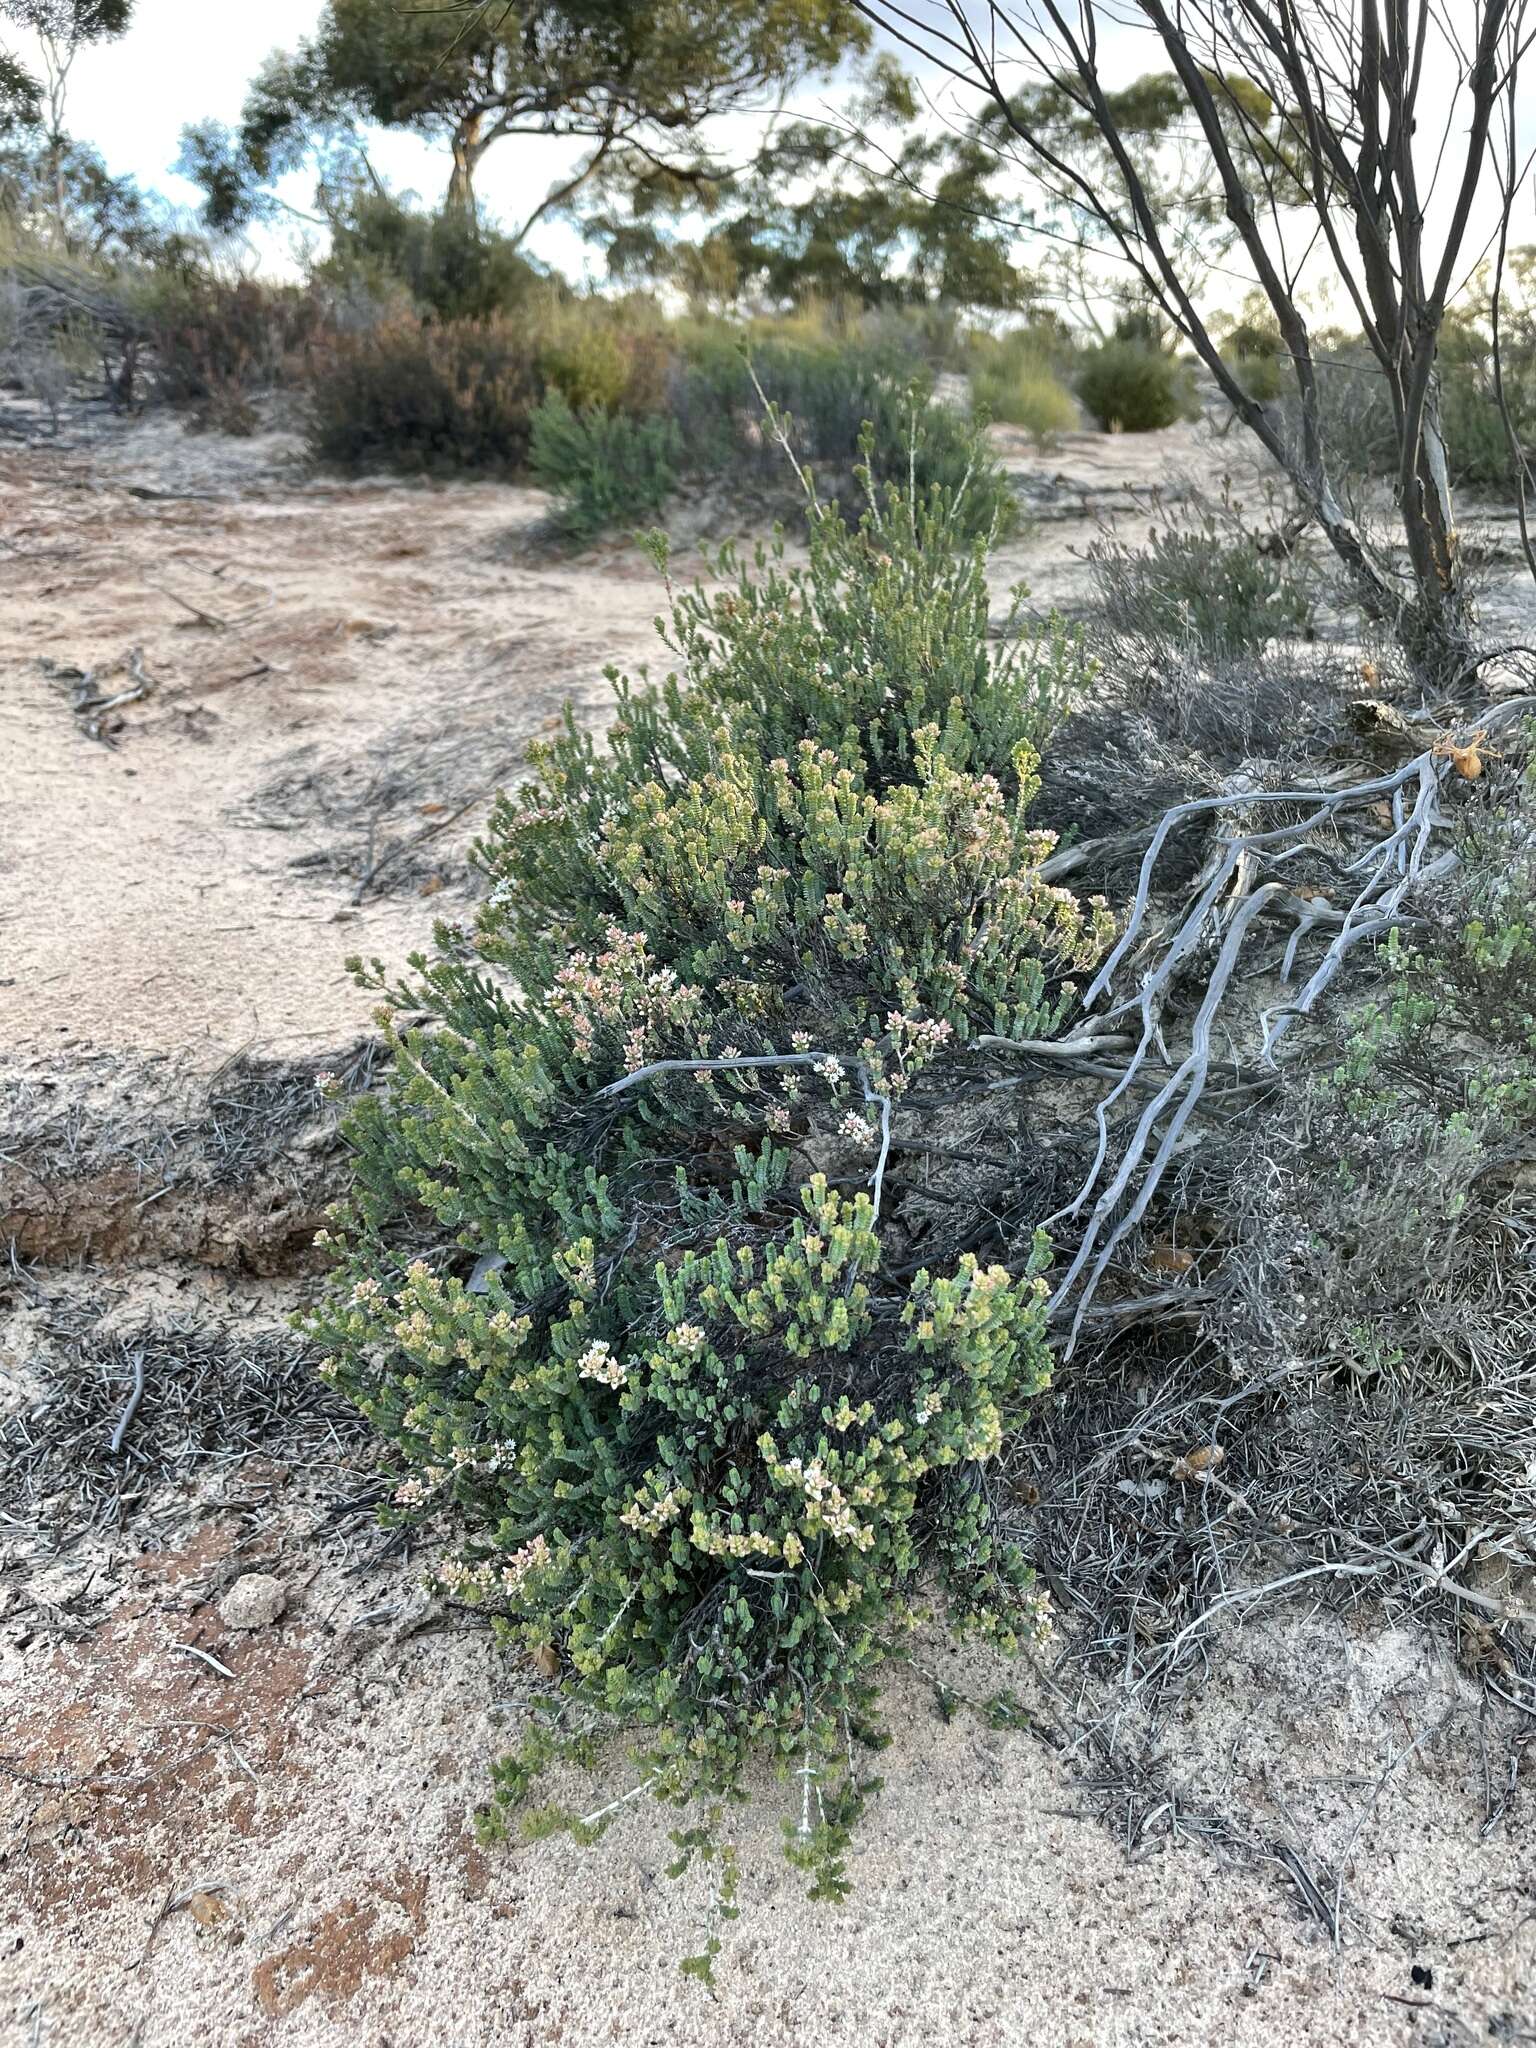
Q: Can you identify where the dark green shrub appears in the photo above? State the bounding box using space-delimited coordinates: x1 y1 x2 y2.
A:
1220 304 1287 401
305 317 541 473
1228 351 1287 403
1439 361 1523 491
1075 340 1195 433
304 466 1109 1891
529 396 682 541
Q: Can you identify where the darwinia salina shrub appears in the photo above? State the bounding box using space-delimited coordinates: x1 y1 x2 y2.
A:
303 447 1109 1914
497 425 1083 965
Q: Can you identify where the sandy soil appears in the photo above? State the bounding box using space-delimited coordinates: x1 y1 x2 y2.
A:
0 404 1293 1068
3 406 1534 2048
2 408 667 1064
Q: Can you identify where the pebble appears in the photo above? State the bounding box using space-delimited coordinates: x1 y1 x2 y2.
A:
218 1572 287 1631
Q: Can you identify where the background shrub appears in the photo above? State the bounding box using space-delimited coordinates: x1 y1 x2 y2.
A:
967 330 1078 440
306 316 541 473
1075 340 1196 432
296 303 1015 540
318 193 550 323
1438 360 1525 491
669 335 1018 540
529 396 682 540
1088 499 1316 657
1302 345 1532 497
1227 350 1287 403
133 272 324 404
536 302 673 417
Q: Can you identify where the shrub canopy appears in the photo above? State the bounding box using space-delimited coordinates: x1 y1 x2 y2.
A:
305 458 1106 1874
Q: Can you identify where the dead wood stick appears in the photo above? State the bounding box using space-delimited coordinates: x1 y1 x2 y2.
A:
108 1348 146 1455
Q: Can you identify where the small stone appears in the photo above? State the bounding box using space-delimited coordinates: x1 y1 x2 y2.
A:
218 1572 287 1631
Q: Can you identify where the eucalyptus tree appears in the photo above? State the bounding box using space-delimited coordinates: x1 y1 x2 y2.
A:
181 0 866 243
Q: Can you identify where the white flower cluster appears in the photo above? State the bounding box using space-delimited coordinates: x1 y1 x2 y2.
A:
499 1533 552 1595
548 925 700 1068
837 1109 878 1149
771 1453 876 1550
576 1338 627 1388
619 1486 687 1535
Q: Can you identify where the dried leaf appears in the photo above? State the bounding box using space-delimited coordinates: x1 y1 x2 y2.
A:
1147 1243 1194 1273
532 1642 561 1680
1172 1444 1226 1481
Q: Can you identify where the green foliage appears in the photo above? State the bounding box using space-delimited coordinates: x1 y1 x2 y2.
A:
1328 757 1536 1136
535 303 670 415
305 315 541 473
1219 296 1288 403
131 271 324 405
597 63 1037 315
1088 501 1316 657
1297 745 1536 1389
293 285 1016 537
1438 361 1523 492
1075 340 1196 433
304 463 1108 1898
317 191 548 322
181 0 866 230
674 334 1018 540
1307 268 1536 498
967 330 1078 440
0 1 133 143
476 461 1089 977
530 395 682 541
981 69 1283 330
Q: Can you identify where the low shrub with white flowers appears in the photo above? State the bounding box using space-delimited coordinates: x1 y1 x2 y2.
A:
303 442 1112 1910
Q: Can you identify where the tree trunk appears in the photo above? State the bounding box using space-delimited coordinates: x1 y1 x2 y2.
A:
446 113 486 218
1397 381 1474 677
